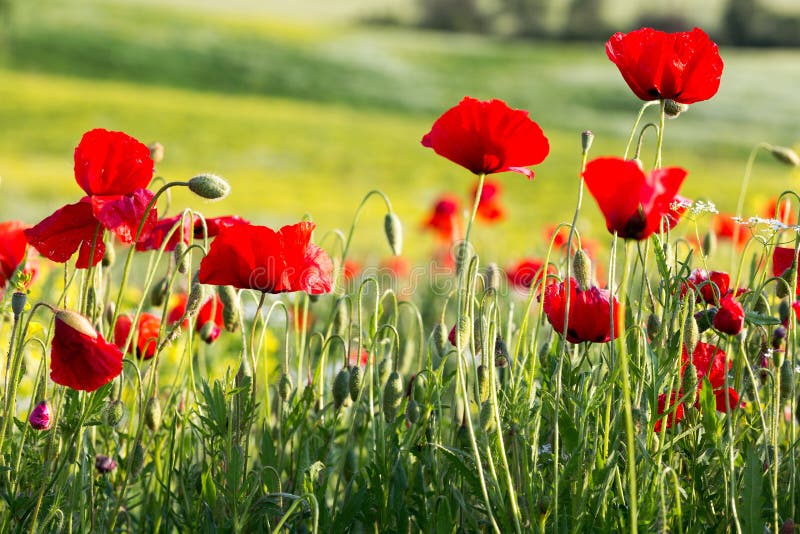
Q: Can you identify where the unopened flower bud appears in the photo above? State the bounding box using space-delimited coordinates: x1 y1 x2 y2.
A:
332 298 349 338
384 212 403 256
581 130 594 154
477 364 490 403
684 313 699 356
378 357 393 386
646 313 662 340
56 309 98 338
780 359 794 400
772 325 788 350
431 322 448 358
199 321 220 344
343 449 358 482
188 173 230 200
174 242 189 274
383 371 403 422
406 398 421 424
278 373 293 402
95 454 118 474
129 443 145 477
150 277 169 307
768 145 800 167
29 401 51 430
412 373 426 403
779 301 791 327
104 302 116 327
332 367 351 410
217 285 240 332
102 243 115 267
664 99 689 118
455 315 471 350
778 268 796 298
349 365 363 402
145 396 161 433
148 142 164 164
682 362 699 401
104 399 125 427
479 401 495 433
185 273 205 321
572 249 591 291
11 291 26 318
694 307 717 333
754 293 770 315
702 231 717 257
484 263 502 293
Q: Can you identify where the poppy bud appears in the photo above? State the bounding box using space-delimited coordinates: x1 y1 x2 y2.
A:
454 241 472 274
29 401 51 430
278 373 293 402
383 212 403 256
646 313 662 340
431 322 448 358
349 365 363 402
199 321 220 344
104 399 125 427
406 398 421 424
484 263 502 293
412 373 426 403
746 328 767 358
768 145 800 167
332 298 349 338
343 449 358 482
780 267 797 297
102 243 115 267
188 173 230 200
479 401 495 433
129 443 145 477
695 307 716 333
95 454 118 474
702 231 717 257
477 364 490 403
682 362 699 401
754 293 770 315
572 249 591 291
332 367 351 410
150 277 169 307
378 357 393 386
773 325 788 350
455 315 471 350
11 291 26 318
148 142 164 164
145 396 161 433
104 302 116 327
383 371 403 422
302 380 318 407
217 285 240 332
684 312 699 356
56 309 98 338
175 241 189 274
581 130 594 154
456 423 470 447
780 359 794 400
185 274 205 321
779 301 791 328
664 99 689 119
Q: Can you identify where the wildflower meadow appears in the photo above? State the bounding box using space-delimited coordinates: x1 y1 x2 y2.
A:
2 22 800 534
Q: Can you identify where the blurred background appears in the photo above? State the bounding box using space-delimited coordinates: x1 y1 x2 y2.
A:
0 0 798 265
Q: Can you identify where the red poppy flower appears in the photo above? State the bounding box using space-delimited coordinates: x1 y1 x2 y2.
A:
423 195 461 242
114 313 162 359
349 350 369 367
773 246 799 295
198 221 332 294
764 197 797 226
25 129 157 268
713 214 748 248
194 215 250 240
540 277 620 343
583 157 688 240
654 392 685 432
168 294 225 344
50 310 123 392
421 97 550 179
506 258 554 291
473 179 505 223
136 214 192 252
0 221 30 288
544 225 601 258
713 294 745 335
606 27 723 104
381 256 411 278
684 269 740 305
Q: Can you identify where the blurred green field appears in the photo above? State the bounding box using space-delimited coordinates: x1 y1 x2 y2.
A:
0 0 798 264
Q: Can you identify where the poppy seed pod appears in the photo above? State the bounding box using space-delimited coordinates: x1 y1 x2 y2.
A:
332 367 351 410
572 249 591 291
384 212 403 256
349 365 363 402
150 277 169 307
217 285 240 332
768 145 800 167
145 396 162 433
278 373 293 402
581 130 594 154
11 291 26 318
664 99 689 119
188 173 230 200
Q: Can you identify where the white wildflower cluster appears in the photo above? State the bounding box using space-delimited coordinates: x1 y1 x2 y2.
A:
731 216 800 233
689 200 719 216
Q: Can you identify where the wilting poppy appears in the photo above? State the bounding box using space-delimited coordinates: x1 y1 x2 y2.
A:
423 195 461 242
713 294 745 335
606 27 723 104
541 277 620 343
114 313 162 359
773 246 799 295
168 294 225 344
198 221 332 295
713 214 748 248
421 97 549 179
50 309 123 392
763 197 797 226
506 258 554 291
194 215 250 240
136 214 192 252
583 157 688 240
0 221 30 288
26 129 157 268
473 179 505 223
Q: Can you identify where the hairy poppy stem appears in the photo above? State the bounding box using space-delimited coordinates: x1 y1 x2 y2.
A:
731 142 771 272
623 101 659 160
339 190 394 292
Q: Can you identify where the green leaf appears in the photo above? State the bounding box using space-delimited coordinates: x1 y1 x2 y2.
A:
745 312 781 326
741 447 765 534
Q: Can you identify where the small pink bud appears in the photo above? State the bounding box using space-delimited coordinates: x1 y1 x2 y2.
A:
95 454 118 474
29 401 51 430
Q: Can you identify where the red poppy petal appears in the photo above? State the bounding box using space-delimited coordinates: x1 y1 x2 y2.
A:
51 312 123 392
74 128 153 196
91 190 157 244
583 158 644 235
198 224 277 290
136 214 192 252
0 221 30 286
194 215 250 240
24 201 106 268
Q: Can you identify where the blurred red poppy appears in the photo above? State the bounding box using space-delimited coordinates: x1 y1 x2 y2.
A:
583 157 688 240
773 246 799 295
541 277 620 343
763 197 797 226
0 221 30 288
421 97 549 179
136 214 192 252
50 310 123 392
168 294 225 344
194 215 250 240
473 179 505 223
713 214 748 248
198 221 332 294
713 294 745 335
342 259 361 283
544 225 601 258
606 27 723 104
423 195 461 242
26 129 157 268
506 258 555 291
114 313 162 359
